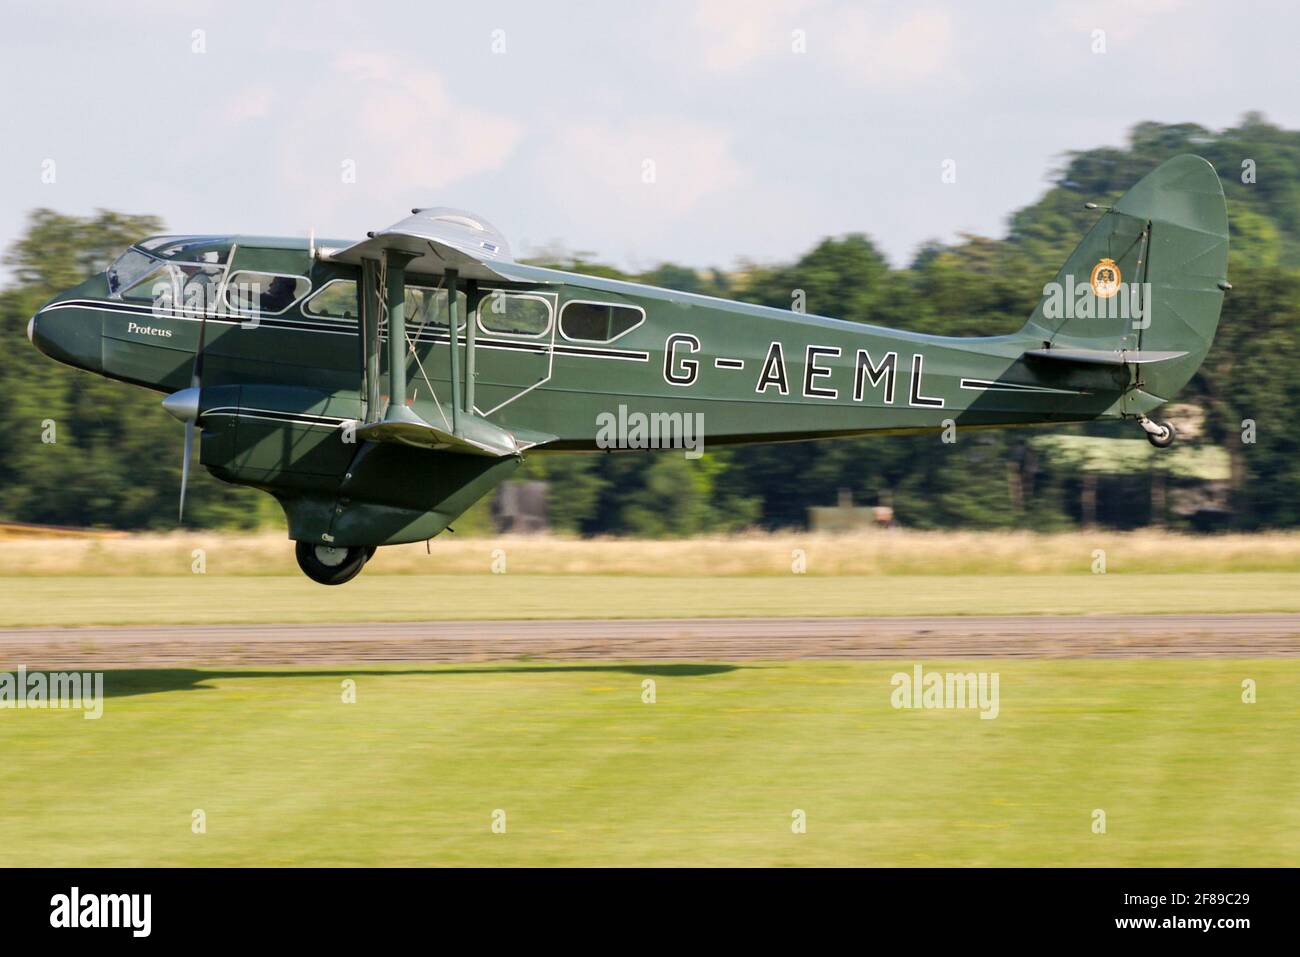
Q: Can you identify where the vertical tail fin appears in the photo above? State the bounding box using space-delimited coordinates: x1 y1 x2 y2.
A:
1020 154 1229 404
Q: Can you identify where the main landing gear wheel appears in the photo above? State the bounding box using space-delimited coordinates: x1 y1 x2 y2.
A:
1139 416 1176 449
295 541 370 586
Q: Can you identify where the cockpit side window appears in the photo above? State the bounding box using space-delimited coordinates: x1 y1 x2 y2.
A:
118 261 228 315
174 264 227 315
121 264 178 307
224 271 310 316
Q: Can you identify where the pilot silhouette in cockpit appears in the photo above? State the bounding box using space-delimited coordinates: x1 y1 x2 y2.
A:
260 276 299 314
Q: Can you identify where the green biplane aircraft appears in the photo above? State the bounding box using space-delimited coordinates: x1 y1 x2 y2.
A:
28 154 1230 584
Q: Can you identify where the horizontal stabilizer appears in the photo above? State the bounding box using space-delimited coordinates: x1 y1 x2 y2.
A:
1025 347 1190 366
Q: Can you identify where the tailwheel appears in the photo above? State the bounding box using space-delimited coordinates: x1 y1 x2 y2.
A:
1139 416 1176 449
295 541 370 586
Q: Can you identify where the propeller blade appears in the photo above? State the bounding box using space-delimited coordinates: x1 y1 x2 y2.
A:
163 386 202 524
175 300 210 523
171 281 214 523
179 419 194 523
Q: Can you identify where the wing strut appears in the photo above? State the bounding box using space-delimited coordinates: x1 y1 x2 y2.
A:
446 267 461 435
342 214 556 457
463 273 477 414
379 250 423 428
360 257 381 424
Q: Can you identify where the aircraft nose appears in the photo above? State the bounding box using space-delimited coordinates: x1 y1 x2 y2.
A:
28 305 103 373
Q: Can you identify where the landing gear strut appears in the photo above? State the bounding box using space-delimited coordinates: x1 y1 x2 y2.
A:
1138 415 1176 449
295 541 374 585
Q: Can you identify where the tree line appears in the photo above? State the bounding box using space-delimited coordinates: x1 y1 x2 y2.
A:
3 115 1299 535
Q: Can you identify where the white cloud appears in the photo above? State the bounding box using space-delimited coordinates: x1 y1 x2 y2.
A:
694 0 811 71
227 52 525 231
219 86 273 124
827 9 955 89
329 52 523 192
1057 0 1184 43
693 0 955 88
531 117 749 248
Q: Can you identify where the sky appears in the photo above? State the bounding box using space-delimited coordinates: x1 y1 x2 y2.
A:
2 0 1298 276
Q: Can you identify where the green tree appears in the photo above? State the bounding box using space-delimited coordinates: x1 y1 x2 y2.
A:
0 210 268 530
8 116 1300 535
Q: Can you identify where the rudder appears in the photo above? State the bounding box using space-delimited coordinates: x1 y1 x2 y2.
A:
1020 154 1229 407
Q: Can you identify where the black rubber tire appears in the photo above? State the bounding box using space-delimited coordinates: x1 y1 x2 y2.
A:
1145 419 1176 448
295 541 369 585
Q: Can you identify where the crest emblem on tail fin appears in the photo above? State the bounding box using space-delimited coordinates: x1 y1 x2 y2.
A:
1090 257 1122 298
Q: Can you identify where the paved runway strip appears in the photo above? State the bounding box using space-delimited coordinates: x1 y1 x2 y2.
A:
1 614 1299 666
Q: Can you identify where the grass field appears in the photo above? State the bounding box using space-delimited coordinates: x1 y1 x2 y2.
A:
1 659 1296 866
5 531 1294 867
7 529 1300 577
5 529 1297 625
4 572 1300 626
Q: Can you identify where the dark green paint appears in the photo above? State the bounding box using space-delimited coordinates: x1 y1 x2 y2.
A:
29 156 1228 551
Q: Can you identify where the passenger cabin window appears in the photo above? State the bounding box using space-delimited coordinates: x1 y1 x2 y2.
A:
404 287 467 330
477 292 551 337
302 280 358 320
301 282 468 327
225 272 310 315
560 301 644 342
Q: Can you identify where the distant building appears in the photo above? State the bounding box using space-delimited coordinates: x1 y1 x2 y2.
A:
808 489 895 532
492 481 549 533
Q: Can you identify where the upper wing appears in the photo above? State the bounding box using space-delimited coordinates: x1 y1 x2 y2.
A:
321 207 547 283
321 207 557 457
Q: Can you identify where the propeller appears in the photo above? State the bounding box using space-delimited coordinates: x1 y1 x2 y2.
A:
162 385 201 521
162 302 209 522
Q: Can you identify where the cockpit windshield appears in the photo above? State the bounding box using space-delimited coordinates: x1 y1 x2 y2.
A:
107 235 234 296
106 249 159 295
137 235 233 262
